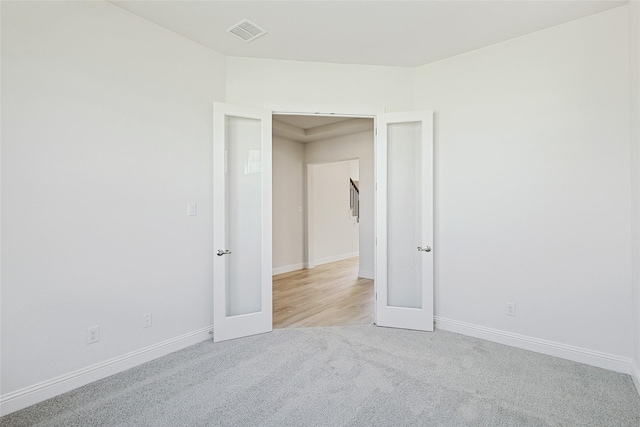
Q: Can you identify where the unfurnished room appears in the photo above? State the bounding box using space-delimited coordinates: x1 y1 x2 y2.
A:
2 0 640 425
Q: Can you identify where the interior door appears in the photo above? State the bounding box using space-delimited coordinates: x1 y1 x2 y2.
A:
375 111 434 331
213 102 272 342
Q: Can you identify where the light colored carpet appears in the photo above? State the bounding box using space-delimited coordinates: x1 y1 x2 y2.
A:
3 325 640 426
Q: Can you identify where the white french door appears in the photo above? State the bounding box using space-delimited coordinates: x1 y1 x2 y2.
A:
212 102 272 342
375 111 434 331
213 104 433 342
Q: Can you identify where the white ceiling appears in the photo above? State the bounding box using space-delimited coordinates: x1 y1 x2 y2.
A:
273 115 353 130
273 116 374 143
109 0 626 67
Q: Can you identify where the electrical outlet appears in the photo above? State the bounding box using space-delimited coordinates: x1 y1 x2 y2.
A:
142 313 152 328
506 302 516 317
187 203 197 216
86 326 100 344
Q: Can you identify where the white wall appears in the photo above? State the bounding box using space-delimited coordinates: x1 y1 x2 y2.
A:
415 7 632 361
1 0 225 410
310 161 359 265
226 57 414 112
349 160 359 181
272 136 305 274
305 131 374 279
630 0 640 391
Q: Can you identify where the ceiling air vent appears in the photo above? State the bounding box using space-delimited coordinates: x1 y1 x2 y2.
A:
226 19 267 43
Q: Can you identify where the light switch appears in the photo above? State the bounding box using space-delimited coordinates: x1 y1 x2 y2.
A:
297 207 303 213
187 203 197 216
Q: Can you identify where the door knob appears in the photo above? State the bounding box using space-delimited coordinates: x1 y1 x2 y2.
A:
417 246 431 252
217 249 232 256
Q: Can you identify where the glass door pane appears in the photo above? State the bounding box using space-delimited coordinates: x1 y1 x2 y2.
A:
226 116 263 316
387 121 423 309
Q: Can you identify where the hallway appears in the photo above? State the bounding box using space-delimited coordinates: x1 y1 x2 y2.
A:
273 257 374 329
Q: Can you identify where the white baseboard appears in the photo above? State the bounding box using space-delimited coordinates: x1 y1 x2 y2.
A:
434 316 631 374
632 362 640 397
358 270 374 279
313 251 359 267
272 263 306 275
0 326 213 416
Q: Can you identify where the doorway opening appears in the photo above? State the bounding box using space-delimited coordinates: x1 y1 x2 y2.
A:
271 114 375 328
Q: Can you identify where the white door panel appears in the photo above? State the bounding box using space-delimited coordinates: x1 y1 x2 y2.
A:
375 111 433 331
213 103 272 342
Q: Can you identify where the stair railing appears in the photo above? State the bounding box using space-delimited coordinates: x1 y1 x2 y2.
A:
349 178 360 223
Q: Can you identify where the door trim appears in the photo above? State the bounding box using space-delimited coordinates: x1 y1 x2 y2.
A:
266 104 384 118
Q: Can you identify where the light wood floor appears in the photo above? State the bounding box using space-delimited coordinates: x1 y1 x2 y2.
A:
273 257 374 329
